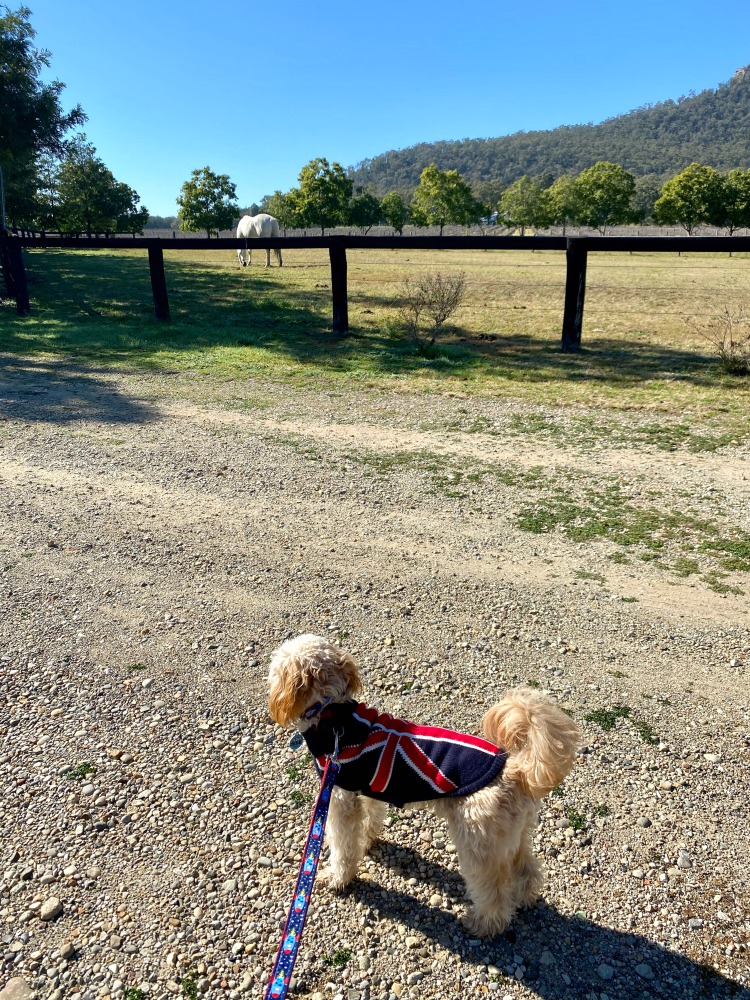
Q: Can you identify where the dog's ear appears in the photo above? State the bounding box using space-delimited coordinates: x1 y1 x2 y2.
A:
339 650 362 698
268 659 314 728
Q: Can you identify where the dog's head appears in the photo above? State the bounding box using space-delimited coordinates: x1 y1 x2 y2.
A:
267 634 362 728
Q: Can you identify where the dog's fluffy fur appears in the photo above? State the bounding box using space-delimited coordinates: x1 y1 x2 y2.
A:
268 634 581 937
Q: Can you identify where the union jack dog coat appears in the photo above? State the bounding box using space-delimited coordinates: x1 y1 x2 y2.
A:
302 700 508 807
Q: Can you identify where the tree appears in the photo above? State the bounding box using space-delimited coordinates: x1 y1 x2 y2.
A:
177 166 238 237
348 190 381 233
714 168 750 235
55 136 148 233
410 164 482 234
0 5 86 228
380 191 410 234
264 189 305 231
632 174 663 224
297 158 352 234
653 163 722 235
547 175 579 233
497 175 551 234
573 161 636 234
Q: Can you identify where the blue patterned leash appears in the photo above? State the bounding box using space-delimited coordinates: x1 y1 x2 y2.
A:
263 733 340 1000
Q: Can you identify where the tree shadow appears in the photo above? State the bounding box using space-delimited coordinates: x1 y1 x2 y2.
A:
6 249 744 395
0 354 157 425
330 843 746 999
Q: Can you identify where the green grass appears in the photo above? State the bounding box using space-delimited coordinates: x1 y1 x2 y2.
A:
5 247 750 418
584 706 632 731
66 761 97 780
321 948 352 968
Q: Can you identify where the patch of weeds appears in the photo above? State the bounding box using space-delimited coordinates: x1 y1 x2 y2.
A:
621 596 639 603
290 790 310 808
401 680 414 691
702 574 744 595
336 629 350 643
560 707 575 718
321 948 352 968
123 990 145 1000
632 718 660 745
607 551 629 564
66 761 97 781
566 807 586 831
584 706 631 731
387 809 400 823
551 785 565 798
641 693 653 700
591 804 611 818
181 974 198 1000
576 570 605 583
286 763 306 783
607 670 629 678
699 535 750 573
671 557 700 577
526 679 540 689
126 662 147 672
508 412 557 437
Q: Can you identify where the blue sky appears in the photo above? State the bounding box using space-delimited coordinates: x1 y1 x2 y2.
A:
26 0 750 216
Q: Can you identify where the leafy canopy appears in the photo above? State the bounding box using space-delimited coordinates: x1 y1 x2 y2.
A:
177 166 238 237
573 161 636 234
410 164 482 235
55 136 148 233
0 4 86 227
653 162 723 234
498 175 551 234
297 158 353 234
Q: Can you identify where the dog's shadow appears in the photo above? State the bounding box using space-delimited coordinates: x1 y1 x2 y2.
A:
331 844 746 1000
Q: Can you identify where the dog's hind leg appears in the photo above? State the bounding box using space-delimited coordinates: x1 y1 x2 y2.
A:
321 787 368 891
362 798 388 852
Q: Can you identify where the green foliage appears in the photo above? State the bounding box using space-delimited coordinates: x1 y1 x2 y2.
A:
297 157 352 234
181 974 198 1000
410 164 482 234
347 68 750 197
654 162 723 234
715 168 750 234
584 706 631 731
0 4 86 227
348 190 381 232
546 175 579 232
573 161 636 234
566 807 586 831
66 761 97 780
55 136 148 233
322 948 352 968
380 191 410 234
399 270 467 348
498 175 551 233
176 166 238 237
263 188 305 231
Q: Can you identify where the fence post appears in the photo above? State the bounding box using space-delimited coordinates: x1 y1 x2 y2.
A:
148 245 170 321
2 237 31 315
561 238 587 351
329 237 349 335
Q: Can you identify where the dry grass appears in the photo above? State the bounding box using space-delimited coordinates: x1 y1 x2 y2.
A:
5 245 750 422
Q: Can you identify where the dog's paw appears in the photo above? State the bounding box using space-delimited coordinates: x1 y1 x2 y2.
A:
461 906 510 939
318 866 353 894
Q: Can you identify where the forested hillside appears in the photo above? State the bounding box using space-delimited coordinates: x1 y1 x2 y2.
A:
349 67 750 195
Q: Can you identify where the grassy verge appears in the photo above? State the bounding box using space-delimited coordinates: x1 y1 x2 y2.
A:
2 246 749 419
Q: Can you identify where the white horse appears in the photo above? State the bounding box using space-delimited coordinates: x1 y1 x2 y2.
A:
236 214 283 267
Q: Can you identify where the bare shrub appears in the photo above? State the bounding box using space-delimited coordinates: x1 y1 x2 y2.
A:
399 271 467 351
687 307 750 376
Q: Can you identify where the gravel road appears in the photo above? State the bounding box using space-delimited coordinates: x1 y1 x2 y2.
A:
1 362 748 1000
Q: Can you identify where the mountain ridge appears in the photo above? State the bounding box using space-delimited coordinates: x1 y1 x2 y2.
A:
349 67 750 196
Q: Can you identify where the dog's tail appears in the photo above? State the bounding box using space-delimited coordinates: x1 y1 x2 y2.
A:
482 687 581 799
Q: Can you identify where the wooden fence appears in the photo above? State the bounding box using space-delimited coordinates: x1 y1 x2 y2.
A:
3 232 750 351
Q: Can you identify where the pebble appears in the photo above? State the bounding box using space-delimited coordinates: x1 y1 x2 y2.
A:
1 370 747 1000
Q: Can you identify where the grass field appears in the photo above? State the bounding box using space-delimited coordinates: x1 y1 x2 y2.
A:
3 245 750 425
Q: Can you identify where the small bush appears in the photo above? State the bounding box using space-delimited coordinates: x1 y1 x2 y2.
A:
399 271 466 350
687 306 750 375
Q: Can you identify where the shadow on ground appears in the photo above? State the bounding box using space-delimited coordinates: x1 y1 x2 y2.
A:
328 841 746 1000
0 354 157 425
2 249 740 393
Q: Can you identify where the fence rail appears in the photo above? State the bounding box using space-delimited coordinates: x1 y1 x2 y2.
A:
3 233 750 350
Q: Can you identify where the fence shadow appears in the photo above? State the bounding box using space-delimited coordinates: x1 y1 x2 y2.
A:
5 250 732 393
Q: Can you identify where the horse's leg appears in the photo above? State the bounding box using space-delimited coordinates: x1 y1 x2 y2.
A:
265 248 271 268
276 247 283 267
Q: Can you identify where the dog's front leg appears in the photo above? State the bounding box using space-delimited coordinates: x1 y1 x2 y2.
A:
320 787 367 891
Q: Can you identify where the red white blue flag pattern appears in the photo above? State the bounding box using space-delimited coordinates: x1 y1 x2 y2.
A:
303 701 507 807
263 756 340 1000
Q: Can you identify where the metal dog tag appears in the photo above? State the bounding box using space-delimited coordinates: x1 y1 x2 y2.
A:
289 732 304 751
